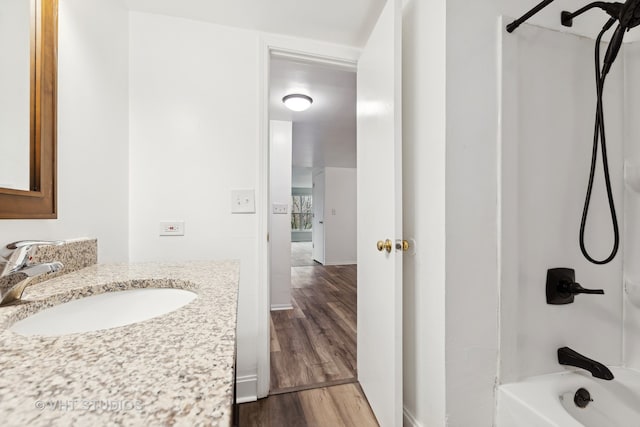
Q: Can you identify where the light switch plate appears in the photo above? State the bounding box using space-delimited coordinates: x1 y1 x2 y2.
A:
160 221 185 236
272 203 288 214
231 189 255 214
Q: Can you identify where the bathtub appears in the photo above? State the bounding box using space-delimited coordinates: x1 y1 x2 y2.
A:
496 367 640 426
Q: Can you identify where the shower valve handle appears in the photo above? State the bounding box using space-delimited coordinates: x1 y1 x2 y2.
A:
558 281 604 295
546 268 605 304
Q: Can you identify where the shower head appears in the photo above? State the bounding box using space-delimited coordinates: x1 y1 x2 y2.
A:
603 23 625 75
619 0 640 28
559 0 640 76
602 0 640 75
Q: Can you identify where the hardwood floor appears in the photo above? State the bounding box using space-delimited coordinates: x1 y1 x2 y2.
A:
270 264 357 393
239 262 366 426
237 383 378 427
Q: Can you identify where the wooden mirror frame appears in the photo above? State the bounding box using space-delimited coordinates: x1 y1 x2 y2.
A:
0 0 57 219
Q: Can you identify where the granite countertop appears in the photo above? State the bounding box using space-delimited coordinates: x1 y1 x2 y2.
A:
0 260 240 427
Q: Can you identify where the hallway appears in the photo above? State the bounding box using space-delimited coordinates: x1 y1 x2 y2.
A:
270 264 357 393
290 242 317 267
238 263 372 426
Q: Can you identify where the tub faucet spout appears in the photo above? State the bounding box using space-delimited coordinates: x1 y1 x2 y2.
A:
558 346 614 380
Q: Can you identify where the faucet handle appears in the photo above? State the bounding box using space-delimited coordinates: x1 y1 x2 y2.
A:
1 240 65 276
546 268 605 304
6 240 65 250
561 281 605 295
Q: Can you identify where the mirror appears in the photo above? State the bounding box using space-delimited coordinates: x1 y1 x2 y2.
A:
0 0 31 190
0 0 57 219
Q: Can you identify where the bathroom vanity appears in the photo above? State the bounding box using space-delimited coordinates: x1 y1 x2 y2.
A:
0 252 239 426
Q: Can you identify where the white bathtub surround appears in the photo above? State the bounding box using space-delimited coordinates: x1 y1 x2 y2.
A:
495 16 637 427
499 19 624 384
0 260 239 426
497 368 640 426
624 41 640 373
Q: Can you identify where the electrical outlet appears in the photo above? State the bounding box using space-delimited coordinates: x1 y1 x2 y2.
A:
160 221 185 236
231 189 255 214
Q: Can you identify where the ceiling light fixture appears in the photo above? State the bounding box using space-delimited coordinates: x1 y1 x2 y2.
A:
282 94 313 112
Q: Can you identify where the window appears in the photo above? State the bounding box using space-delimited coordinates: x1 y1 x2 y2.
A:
291 195 312 231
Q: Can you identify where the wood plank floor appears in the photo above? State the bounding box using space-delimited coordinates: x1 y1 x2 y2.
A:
270 264 357 393
237 383 378 427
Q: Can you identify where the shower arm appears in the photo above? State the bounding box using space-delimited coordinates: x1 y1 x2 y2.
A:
507 0 556 33
506 0 622 33
561 2 623 27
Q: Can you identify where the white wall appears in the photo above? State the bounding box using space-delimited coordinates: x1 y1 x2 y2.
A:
292 167 312 188
624 42 640 370
269 120 293 309
0 0 129 263
128 11 261 399
0 0 31 190
402 0 447 425
323 167 357 265
500 24 624 382
310 168 356 266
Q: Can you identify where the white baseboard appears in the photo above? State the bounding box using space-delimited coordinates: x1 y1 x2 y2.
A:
403 406 422 427
270 303 294 311
235 374 258 404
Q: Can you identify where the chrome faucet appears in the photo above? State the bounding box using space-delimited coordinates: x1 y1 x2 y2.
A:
0 240 64 306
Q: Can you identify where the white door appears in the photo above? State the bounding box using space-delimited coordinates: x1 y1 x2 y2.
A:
356 0 402 426
312 171 325 264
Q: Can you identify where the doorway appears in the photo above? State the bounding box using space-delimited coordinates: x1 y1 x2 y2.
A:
291 168 315 267
311 169 324 265
254 3 403 422
267 55 358 395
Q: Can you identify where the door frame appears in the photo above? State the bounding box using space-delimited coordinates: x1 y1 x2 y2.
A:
256 35 359 398
312 170 325 264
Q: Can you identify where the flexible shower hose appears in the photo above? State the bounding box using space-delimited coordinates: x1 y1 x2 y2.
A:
579 18 620 265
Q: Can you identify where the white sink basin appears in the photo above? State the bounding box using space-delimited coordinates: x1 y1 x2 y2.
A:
9 288 197 336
